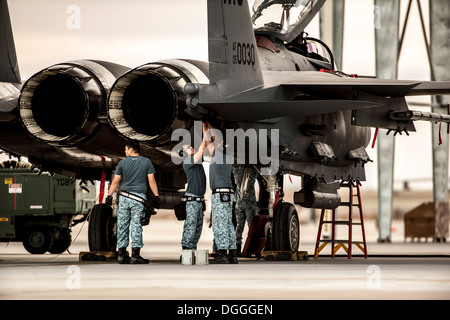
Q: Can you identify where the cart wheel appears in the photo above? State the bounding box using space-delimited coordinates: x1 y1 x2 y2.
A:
48 228 72 254
23 226 54 254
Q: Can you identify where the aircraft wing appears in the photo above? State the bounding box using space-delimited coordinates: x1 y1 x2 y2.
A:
277 72 450 97
195 71 450 122
199 96 382 122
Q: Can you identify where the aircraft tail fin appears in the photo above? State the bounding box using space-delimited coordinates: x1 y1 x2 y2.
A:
207 0 263 98
0 0 21 83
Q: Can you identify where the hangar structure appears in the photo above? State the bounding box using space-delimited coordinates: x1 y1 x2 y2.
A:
0 0 449 254
320 0 449 242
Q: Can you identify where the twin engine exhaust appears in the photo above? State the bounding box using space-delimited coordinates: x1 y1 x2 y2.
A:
18 59 208 150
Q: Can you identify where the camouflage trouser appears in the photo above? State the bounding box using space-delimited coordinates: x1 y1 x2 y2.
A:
232 166 258 245
235 200 258 245
211 193 236 250
181 193 204 250
117 193 145 249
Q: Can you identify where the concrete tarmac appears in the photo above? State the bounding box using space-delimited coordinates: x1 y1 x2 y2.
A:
1 213 449 300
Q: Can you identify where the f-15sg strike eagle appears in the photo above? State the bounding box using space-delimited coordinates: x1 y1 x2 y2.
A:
1 0 449 253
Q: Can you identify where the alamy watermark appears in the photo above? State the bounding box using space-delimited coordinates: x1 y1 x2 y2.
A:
66 265 81 290
66 5 81 30
171 121 279 175
366 265 381 290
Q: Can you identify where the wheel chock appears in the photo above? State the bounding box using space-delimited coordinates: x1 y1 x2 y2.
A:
79 251 117 262
260 251 309 261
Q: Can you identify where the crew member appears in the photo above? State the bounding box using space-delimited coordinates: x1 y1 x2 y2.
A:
179 132 207 251
106 141 159 264
205 124 238 264
233 166 258 255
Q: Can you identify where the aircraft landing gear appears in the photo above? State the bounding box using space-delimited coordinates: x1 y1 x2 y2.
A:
260 173 300 252
271 202 299 251
88 204 117 252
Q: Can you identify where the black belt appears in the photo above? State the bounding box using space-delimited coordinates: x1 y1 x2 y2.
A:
212 188 234 194
182 196 205 202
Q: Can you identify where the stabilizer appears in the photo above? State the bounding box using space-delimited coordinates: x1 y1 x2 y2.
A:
207 0 263 98
0 0 21 83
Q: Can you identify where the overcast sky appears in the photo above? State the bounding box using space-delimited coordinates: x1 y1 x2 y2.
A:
4 0 447 190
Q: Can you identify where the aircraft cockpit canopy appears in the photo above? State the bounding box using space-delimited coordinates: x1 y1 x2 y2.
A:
250 0 326 42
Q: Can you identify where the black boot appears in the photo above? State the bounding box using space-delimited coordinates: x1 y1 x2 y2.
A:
117 247 130 264
228 249 239 264
131 248 150 264
209 250 229 264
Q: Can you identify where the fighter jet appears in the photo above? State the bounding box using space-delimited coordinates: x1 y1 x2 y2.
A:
1 0 449 253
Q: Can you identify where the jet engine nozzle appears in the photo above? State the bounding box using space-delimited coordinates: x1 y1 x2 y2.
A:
19 60 128 146
107 60 209 144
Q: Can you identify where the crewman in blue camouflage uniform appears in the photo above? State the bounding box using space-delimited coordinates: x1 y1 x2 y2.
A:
205 124 238 264
232 166 258 255
106 141 159 264
179 134 207 251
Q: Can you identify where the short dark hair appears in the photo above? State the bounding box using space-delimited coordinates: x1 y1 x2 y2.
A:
126 140 140 153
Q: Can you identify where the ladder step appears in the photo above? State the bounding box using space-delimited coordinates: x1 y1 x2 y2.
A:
321 221 349 225
340 202 360 207
318 240 365 244
321 221 362 225
319 240 349 243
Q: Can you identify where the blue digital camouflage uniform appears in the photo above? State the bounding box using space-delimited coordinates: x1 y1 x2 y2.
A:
232 166 258 246
115 155 155 249
181 155 206 250
209 148 236 251
181 193 204 249
211 192 236 250
117 193 146 249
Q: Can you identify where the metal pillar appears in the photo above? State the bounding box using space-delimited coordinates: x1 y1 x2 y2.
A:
320 0 345 71
430 0 450 241
374 0 399 242
377 0 450 242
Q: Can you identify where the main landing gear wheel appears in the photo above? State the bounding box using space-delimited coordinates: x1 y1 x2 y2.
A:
88 204 117 252
271 202 299 251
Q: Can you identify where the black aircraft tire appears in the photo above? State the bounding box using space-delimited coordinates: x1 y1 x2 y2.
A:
88 204 117 252
272 202 300 252
23 226 54 254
